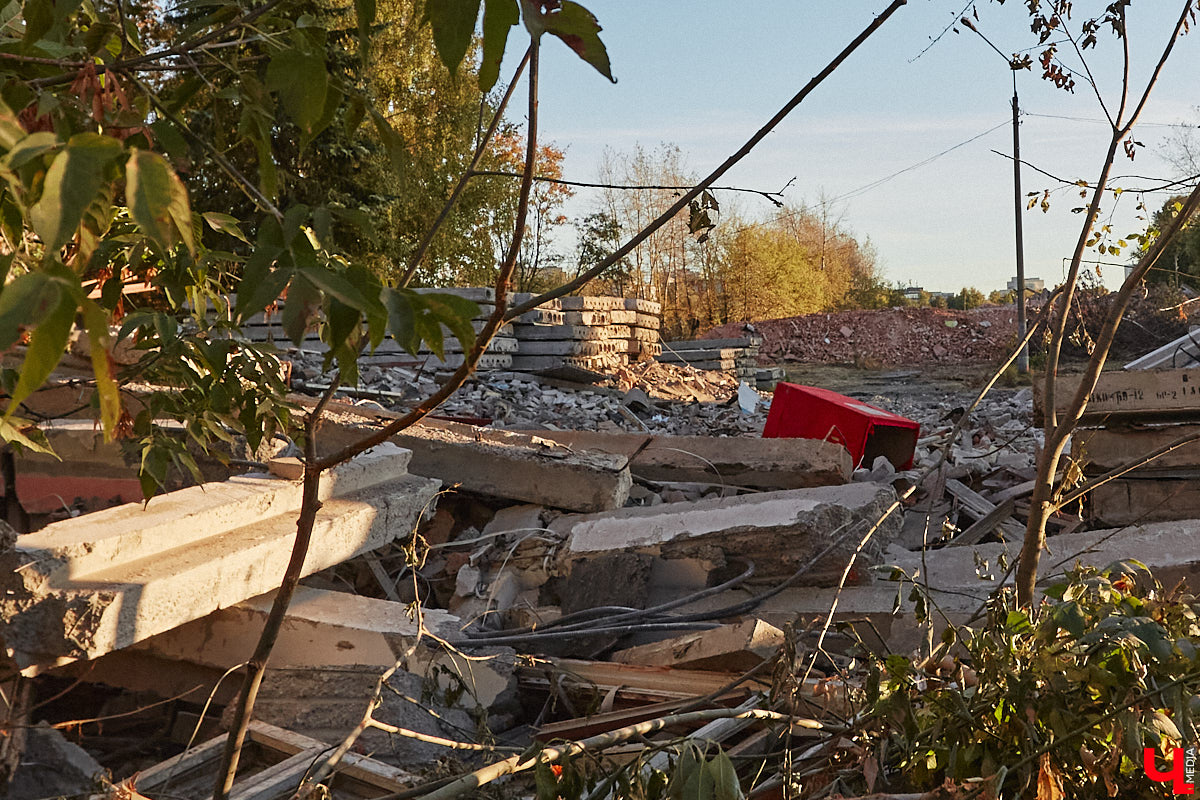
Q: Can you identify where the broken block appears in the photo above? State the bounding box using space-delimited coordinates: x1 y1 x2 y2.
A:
611 618 784 672
552 483 900 588
135 585 514 708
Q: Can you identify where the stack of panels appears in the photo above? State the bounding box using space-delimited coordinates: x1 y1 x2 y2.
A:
224 290 662 376
658 337 761 379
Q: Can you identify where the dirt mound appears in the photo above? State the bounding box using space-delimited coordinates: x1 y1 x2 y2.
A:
705 306 1019 367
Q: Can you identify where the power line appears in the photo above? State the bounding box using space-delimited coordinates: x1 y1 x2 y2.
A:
828 119 1010 203
1023 111 1190 128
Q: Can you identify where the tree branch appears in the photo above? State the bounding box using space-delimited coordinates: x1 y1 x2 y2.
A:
313 37 543 470
467 171 790 205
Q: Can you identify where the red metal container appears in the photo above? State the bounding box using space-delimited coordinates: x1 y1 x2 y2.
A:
762 382 920 470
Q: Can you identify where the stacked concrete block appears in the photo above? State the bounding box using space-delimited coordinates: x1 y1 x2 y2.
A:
659 337 761 379
509 295 662 374
231 289 663 376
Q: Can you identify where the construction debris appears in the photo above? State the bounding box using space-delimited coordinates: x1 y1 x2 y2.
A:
550 482 901 588
0 444 439 674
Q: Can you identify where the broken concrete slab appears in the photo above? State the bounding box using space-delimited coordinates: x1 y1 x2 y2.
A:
611 618 784 672
1073 423 1200 473
0 444 440 674
518 430 852 489
9 723 103 800
133 585 514 708
552 482 900 587
314 407 632 512
223 665 479 767
1088 477 1200 526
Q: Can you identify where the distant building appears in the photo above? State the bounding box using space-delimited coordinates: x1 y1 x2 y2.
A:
902 286 924 301
1007 276 1045 293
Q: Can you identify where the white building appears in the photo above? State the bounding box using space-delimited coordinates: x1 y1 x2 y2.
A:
1007 276 1045 293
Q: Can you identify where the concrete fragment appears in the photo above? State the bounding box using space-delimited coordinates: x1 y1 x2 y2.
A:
135 585 514 708
0 444 440 674
519 429 851 489
363 417 631 512
1073 423 1200 473
227 665 483 766
611 618 784 672
552 483 900 587
1089 477 1200 526
9 723 103 800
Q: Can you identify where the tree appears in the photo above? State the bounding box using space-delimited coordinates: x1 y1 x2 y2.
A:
947 286 985 310
995 1 1200 609
1140 195 1200 287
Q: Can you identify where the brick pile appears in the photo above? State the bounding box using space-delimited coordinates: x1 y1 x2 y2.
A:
704 306 1018 367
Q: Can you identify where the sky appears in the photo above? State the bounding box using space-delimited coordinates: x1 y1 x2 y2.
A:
496 2 1200 294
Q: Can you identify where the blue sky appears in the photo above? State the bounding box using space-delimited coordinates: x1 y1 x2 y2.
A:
500 2 1200 294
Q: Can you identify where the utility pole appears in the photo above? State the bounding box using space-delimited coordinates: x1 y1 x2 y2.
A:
1011 80 1028 373
963 16 1029 373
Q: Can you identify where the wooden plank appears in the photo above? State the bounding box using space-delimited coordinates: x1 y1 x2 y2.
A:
1042 368 1200 423
952 496 1017 546
231 748 328 800
944 479 1025 541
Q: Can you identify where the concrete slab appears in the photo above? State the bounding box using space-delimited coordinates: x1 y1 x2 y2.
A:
519 430 851 489
134 585 513 707
310 405 633 512
552 483 900 587
0 446 440 674
611 618 784 672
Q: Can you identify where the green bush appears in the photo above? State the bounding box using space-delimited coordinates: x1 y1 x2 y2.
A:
847 563 1200 798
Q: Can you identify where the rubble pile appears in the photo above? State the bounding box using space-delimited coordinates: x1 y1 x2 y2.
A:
10 327 1196 800
705 305 1017 366
292 352 764 436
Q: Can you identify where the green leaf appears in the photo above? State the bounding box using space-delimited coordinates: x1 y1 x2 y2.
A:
479 0 519 91
4 288 74 419
126 148 194 255
0 416 54 456
281 275 320 346
534 758 558 800
383 287 418 354
300 82 342 151
369 108 409 177
0 271 59 351
421 292 478 353
30 133 123 254
22 0 54 46
202 212 249 244
81 300 120 441
4 131 57 169
524 1 614 82
426 0 481 74
706 751 744 800
266 45 329 135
